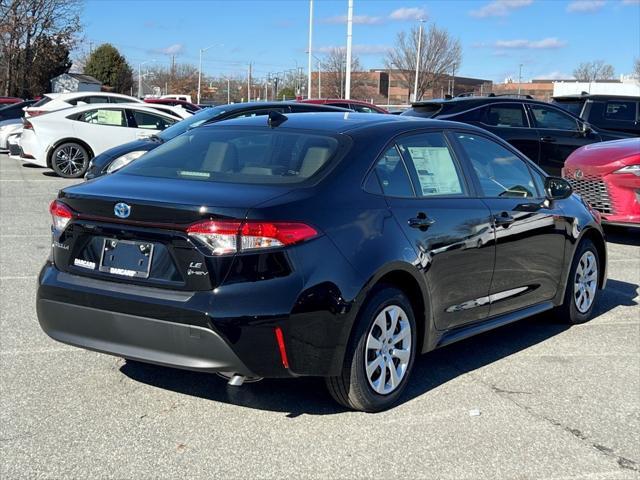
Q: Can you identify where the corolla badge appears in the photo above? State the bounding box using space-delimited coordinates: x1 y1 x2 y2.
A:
114 202 131 219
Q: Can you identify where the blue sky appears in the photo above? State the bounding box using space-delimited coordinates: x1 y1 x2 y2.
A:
82 0 640 82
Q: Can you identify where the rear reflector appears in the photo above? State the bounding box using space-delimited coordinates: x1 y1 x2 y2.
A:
186 220 317 255
49 200 73 230
274 327 289 369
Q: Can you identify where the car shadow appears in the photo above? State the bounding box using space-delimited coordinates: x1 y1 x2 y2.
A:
604 226 640 246
120 278 638 416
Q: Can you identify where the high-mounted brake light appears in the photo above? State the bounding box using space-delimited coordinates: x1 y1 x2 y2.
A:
49 200 73 230
186 220 318 255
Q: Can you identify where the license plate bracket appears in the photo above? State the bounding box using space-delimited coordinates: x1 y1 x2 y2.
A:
99 238 154 278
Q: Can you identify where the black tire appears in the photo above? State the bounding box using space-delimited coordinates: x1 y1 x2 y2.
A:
326 285 417 412
556 239 600 324
50 142 90 178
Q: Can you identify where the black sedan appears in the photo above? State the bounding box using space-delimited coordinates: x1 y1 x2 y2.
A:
38 113 606 412
84 101 350 179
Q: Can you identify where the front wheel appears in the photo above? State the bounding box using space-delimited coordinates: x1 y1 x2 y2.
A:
51 142 90 178
326 286 417 412
556 239 600 324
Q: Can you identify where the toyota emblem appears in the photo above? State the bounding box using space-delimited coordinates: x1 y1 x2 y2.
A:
114 202 131 219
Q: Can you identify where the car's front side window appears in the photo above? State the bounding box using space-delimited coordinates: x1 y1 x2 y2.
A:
529 104 578 131
396 132 466 197
131 111 175 130
455 132 537 198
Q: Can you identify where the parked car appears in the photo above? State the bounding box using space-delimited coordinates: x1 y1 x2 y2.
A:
37 112 606 412
563 138 640 227
24 92 142 118
0 100 36 150
301 98 388 113
19 103 178 178
144 98 201 113
161 94 193 103
85 101 350 179
402 95 631 176
0 96 22 105
119 102 192 120
553 94 640 136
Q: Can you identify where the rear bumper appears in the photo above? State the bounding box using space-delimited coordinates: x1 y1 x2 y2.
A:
37 298 254 375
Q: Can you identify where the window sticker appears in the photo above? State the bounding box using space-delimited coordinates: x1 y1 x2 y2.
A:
97 110 123 126
406 147 463 196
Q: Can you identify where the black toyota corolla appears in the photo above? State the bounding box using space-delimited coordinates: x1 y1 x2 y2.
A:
38 112 607 412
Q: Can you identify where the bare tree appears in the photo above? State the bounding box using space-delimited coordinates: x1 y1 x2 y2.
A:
634 58 640 82
572 60 615 82
0 0 81 97
321 47 367 99
385 22 462 101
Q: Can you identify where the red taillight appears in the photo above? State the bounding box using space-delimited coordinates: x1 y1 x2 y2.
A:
25 110 45 117
49 200 73 230
23 120 33 130
274 327 289 369
186 220 318 255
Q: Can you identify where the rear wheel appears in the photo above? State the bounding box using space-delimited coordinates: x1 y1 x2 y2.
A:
557 239 600 324
51 142 90 178
326 286 417 412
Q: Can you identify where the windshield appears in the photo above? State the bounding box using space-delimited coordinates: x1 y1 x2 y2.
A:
552 99 585 116
156 105 228 141
121 127 343 185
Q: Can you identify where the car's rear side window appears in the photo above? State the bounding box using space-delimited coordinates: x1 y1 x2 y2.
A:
121 128 342 185
483 104 527 127
371 147 415 197
604 101 637 122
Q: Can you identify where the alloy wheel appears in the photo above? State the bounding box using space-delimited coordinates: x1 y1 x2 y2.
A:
54 145 87 177
364 305 412 395
574 251 598 313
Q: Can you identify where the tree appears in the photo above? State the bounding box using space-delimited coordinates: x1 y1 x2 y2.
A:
84 44 133 94
143 63 199 99
572 60 615 82
634 58 640 81
385 22 462 101
0 0 81 97
321 47 367 99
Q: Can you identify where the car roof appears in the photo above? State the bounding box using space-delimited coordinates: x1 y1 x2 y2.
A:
553 94 640 101
201 111 484 135
38 102 179 119
218 101 350 112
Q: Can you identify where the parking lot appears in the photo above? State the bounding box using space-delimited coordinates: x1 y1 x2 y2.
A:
0 153 638 479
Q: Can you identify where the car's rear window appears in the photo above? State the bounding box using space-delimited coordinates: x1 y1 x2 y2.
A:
30 96 52 107
401 104 442 118
121 127 343 185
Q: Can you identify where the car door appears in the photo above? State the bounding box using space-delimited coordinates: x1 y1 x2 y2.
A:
527 103 600 176
452 131 566 317
451 102 541 164
71 107 135 155
369 130 495 330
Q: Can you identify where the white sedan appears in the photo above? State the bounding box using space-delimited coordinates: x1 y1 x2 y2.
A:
24 92 142 118
19 103 179 178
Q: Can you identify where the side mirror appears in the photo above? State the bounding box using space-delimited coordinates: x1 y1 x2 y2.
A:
579 121 592 135
545 176 572 200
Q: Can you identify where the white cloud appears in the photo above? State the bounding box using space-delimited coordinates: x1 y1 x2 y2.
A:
321 14 383 25
158 43 184 55
494 37 567 49
566 1 606 12
316 44 390 55
389 7 427 20
469 0 533 18
537 71 574 80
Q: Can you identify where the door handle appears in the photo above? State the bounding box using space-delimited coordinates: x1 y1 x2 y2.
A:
540 136 556 143
493 211 515 228
408 212 435 231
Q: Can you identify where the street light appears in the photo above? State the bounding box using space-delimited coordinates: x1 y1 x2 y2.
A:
518 63 524 95
198 43 223 104
413 18 426 102
307 0 314 99
138 60 156 99
308 52 323 98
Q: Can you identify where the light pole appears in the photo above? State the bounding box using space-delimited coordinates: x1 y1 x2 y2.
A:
518 63 523 95
138 60 155 99
413 19 425 102
344 0 353 99
198 44 222 104
309 52 323 98
307 0 314 99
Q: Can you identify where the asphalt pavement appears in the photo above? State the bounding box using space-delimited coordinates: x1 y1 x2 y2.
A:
1 153 638 479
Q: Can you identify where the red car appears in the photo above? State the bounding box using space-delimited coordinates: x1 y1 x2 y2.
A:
144 98 201 113
563 138 640 227
300 98 388 114
0 96 22 105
